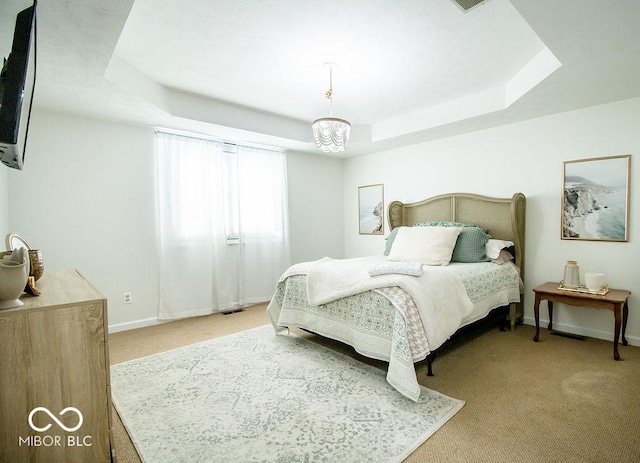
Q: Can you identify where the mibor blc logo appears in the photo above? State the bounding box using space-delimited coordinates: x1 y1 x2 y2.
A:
28 407 84 432
19 407 93 448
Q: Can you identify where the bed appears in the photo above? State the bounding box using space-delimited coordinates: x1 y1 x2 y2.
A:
267 192 526 401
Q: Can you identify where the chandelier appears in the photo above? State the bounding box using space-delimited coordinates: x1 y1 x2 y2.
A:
312 63 351 153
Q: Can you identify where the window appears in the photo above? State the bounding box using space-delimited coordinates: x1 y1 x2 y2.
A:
155 131 291 319
156 132 288 244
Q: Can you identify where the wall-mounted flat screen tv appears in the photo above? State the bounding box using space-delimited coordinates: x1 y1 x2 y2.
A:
0 1 37 171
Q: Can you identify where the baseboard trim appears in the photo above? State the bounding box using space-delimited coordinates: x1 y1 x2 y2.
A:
108 317 165 333
107 303 264 334
522 317 639 347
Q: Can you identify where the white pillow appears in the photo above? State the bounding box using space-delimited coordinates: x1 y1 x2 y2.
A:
387 226 462 266
486 239 514 259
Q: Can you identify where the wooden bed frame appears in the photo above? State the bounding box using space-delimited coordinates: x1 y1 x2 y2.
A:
388 192 526 327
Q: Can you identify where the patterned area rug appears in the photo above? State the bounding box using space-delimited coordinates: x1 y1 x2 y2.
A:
110 325 464 463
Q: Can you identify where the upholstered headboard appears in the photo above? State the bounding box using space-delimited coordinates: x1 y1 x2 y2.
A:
387 192 526 283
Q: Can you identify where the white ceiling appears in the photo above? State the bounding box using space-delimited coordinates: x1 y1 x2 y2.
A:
2 0 640 157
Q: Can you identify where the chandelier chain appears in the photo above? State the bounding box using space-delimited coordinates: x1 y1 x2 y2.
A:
325 67 334 115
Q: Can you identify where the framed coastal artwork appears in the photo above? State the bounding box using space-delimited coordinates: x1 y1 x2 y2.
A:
358 184 384 235
561 154 630 241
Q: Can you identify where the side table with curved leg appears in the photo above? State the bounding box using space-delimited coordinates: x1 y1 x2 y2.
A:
533 282 631 360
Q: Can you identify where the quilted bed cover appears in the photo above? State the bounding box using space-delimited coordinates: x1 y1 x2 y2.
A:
267 256 520 401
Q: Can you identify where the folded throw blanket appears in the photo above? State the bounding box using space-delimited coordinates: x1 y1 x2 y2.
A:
369 261 423 277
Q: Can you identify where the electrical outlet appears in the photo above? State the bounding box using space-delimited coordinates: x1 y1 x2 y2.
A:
123 292 132 304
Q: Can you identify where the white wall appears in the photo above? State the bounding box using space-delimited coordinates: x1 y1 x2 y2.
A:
287 151 344 262
8 111 159 329
7 109 344 330
344 97 640 347
0 168 8 235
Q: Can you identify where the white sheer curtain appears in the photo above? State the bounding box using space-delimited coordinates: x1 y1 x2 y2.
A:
236 145 291 303
155 132 290 320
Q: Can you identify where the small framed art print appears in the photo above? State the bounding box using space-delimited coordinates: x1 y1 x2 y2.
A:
358 184 384 235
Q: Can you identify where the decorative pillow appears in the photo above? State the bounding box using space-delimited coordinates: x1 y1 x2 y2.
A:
387 226 462 266
450 227 491 263
385 222 490 262
486 239 515 259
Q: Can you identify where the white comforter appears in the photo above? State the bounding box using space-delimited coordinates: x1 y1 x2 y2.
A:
305 255 473 352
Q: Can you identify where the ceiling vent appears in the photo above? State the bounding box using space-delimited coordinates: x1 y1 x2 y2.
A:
450 0 487 12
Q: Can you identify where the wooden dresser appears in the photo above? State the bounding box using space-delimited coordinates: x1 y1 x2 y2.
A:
0 269 114 462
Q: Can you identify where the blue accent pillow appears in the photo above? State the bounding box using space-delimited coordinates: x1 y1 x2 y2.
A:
449 227 491 263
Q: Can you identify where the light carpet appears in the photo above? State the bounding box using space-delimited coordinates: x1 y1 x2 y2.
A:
110 325 464 463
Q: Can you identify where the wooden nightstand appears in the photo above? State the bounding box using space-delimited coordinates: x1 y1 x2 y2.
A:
533 282 631 360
